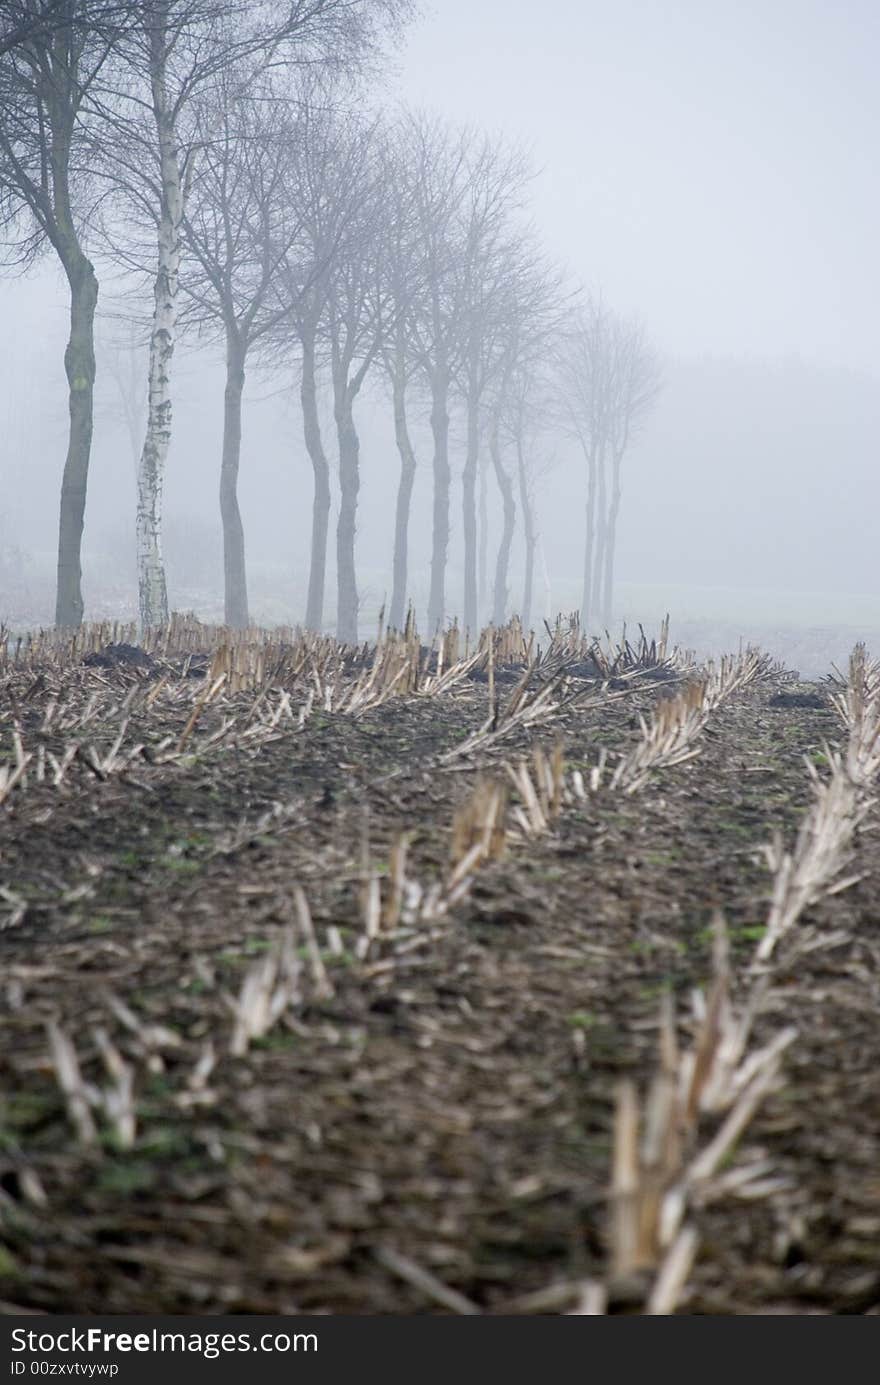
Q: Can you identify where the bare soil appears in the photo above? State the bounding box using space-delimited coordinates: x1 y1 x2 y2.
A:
1 652 879 1315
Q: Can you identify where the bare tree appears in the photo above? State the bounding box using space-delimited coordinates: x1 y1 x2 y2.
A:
453 136 530 635
473 240 564 628
179 76 309 627
486 394 515 626
478 448 489 617
265 97 372 634
379 117 561 637
600 318 663 626
555 301 604 630
396 113 472 636
0 0 127 60
0 0 129 626
500 357 555 631
108 0 414 629
0 0 60 57
322 129 390 644
556 298 663 629
375 119 427 632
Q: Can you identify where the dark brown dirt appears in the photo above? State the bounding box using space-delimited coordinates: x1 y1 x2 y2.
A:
1 660 879 1315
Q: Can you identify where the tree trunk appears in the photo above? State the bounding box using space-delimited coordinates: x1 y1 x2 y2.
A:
581 443 597 631
334 380 360 645
220 332 248 628
136 103 183 631
55 253 98 627
462 392 480 635
539 535 552 624
301 332 330 632
591 445 608 631
427 368 450 635
490 413 515 627
515 437 535 631
602 452 624 628
389 369 417 632
478 449 488 618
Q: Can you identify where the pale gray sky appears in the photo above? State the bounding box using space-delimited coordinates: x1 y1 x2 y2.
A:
398 0 880 374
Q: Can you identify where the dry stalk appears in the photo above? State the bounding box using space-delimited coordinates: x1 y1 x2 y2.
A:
293 886 334 1000
175 1041 218 1110
47 1021 141 1149
0 753 31 806
702 649 770 711
373 1245 480 1316
91 1027 137 1149
175 674 227 753
755 752 869 964
0 720 31 805
545 612 691 678
229 926 302 1056
0 886 27 929
190 1041 217 1090
604 916 796 1313
506 743 565 838
610 650 766 794
451 777 509 868
443 665 602 762
830 643 880 788
611 681 707 792
104 992 182 1072
47 1022 97 1146
418 647 485 697
567 1280 608 1315
383 833 410 932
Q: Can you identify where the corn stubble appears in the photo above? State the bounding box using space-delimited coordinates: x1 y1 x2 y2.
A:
756 645 879 964
597 917 796 1314
11 618 876 1314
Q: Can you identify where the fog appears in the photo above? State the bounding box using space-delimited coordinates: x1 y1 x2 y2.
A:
2 0 878 671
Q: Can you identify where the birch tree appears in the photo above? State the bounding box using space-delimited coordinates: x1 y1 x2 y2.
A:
111 0 413 629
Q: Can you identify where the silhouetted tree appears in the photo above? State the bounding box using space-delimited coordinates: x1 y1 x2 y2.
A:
375 119 428 632
0 0 130 626
179 76 308 627
265 98 373 634
484 248 566 626
453 136 529 635
395 114 471 635
500 357 555 631
322 129 390 644
556 299 662 628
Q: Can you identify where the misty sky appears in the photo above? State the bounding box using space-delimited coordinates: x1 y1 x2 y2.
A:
1 0 879 644
398 0 880 374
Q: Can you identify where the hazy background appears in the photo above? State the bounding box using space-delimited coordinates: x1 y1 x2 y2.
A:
2 0 878 670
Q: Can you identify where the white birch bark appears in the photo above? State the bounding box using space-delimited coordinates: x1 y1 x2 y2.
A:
136 71 185 631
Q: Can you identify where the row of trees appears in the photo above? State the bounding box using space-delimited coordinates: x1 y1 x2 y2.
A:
0 1 662 640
